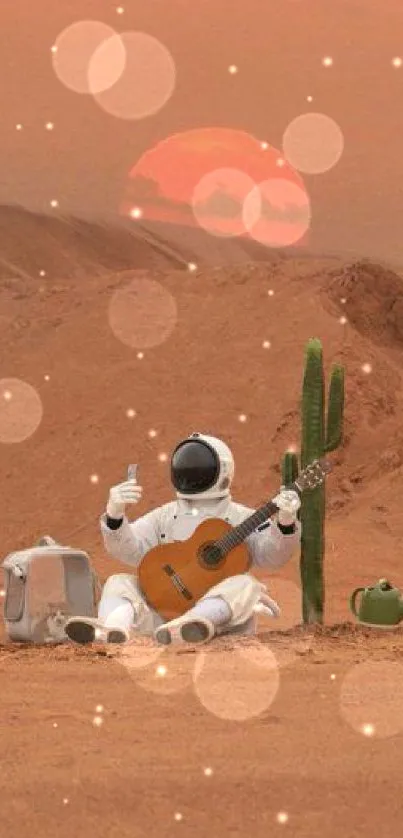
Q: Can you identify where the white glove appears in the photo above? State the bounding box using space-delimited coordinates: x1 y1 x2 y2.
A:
254 593 281 618
106 479 143 519
272 488 301 526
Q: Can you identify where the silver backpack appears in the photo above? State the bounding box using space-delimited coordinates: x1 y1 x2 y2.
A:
1 535 100 644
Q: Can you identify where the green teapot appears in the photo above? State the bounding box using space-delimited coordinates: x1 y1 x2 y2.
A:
350 578 403 628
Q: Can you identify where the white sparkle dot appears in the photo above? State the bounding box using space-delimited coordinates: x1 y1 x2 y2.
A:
340 297 346 304
267 289 274 296
307 95 313 102
0 589 5 598
174 813 183 822
94 628 104 639
130 206 143 219
330 673 336 680
95 704 104 713
203 767 213 776
148 429 157 438
339 316 347 325
392 57 402 68
322 56 333 67
93 716 103 727
116 5 125 12
262 340 271 349
260 141 269 150
158 452 168 462
361 723 375 737
63 798 69 805
137 352 144 360
276 158 285 167
361 363 372 374
3 390 12 401
126 408 136 419
156 664 167 677
50 199 59 208
287 444 298 453
39 270 46 277
228 64 238 74
45 122 54 131
191 507 199 516
51 45 57 54
276 811 289 824
90 474 99 484
187 262 197 272
238 414 247 423
44 375 50 382
16 123 23 131
53 722 58 728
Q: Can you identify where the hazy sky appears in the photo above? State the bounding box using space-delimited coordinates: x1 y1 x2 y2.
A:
3 0 403 262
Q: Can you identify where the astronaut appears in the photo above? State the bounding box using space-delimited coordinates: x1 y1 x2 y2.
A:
65 433 301 647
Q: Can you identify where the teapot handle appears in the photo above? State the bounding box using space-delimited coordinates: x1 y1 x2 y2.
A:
350 587 365 617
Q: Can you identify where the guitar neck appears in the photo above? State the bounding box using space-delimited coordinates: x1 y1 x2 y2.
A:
215 478 300 556
213 457 330 557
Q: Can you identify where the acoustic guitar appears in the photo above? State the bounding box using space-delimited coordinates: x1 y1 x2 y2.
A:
137 458 331 621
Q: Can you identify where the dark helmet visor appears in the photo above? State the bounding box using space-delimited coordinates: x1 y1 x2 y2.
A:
171 439 219 494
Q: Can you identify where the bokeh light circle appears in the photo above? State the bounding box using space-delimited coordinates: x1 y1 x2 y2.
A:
339 660 403 738
87 33 127 95
282 113 344 174
118 644 194 695
243 178 311 247
51 21 123 94
193 640 279 720
92 32 176 120
108 277 178 349
116 636 164 672
0 378 43 443
192 168 256 238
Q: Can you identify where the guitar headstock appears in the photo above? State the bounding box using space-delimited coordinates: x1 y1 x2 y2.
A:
294 458 332 491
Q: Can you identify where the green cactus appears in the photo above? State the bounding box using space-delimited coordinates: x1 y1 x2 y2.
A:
280 338 345 624
281 450 299 486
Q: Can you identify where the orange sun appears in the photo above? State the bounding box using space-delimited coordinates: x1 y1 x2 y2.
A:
121 127 310 246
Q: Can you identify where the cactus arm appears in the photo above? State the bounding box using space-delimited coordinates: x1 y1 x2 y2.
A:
325 365 345 453
281 451 299 486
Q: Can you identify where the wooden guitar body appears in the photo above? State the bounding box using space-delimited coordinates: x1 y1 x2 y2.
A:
137 518 251 621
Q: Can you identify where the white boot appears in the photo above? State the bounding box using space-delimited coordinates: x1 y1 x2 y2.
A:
66 597 135 645
65 616 105 645
154 596 231 646
101 595 136 644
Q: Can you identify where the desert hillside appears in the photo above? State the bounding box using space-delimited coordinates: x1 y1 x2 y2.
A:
1 210 403 625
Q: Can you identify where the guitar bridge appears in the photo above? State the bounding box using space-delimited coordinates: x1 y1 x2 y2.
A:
162 565 193 601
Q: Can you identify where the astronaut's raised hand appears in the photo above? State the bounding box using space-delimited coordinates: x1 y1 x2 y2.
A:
106 479 143 519
272 489 301 526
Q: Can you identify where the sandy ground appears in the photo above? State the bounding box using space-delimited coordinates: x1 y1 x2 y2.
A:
3 628 403 838
2 214 403 836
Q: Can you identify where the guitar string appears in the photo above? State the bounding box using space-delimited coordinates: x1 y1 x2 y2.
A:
215 504 276 554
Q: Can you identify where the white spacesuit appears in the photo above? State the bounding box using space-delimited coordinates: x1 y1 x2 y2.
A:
65 433 301 647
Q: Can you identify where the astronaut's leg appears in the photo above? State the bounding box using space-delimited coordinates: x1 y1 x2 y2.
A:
65 573 163 645
154 574 271 646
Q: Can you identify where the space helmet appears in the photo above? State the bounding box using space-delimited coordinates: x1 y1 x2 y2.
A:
170 432 235 501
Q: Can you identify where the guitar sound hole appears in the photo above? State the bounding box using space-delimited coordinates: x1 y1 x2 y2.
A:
199 543 223 568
